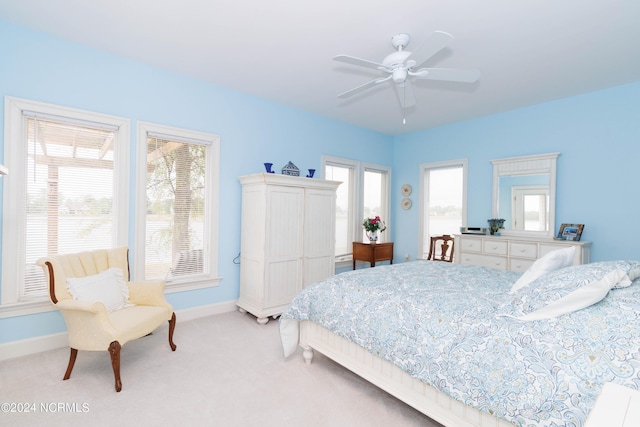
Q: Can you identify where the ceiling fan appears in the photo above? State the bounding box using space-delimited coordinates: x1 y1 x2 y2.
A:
334 31 480 120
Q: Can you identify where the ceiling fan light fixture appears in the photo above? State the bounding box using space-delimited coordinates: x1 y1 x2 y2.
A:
392 68 407 83
383 50 411 68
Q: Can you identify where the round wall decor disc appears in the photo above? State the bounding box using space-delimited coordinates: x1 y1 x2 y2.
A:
401 198 412 210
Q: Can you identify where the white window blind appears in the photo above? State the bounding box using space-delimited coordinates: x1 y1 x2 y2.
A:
325 163 355 258
144 133 209 281
23 115 118 298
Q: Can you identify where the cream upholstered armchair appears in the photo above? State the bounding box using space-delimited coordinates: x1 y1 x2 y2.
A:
37 247 176 392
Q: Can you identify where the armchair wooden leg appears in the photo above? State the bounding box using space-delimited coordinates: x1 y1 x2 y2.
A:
108 341 122 392
63 348 78 380
168 312 177 351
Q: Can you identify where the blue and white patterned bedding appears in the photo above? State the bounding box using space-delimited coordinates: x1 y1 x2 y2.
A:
280 261 640 427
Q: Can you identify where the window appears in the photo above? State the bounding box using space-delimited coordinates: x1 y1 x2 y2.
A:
419 159 467 259
362 167 389 242
324 158 356 258
134 122 220 291
322 156 390 262
2 97 129 315
512 186 549 231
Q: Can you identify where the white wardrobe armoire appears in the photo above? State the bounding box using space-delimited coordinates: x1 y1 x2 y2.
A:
237 173 340 324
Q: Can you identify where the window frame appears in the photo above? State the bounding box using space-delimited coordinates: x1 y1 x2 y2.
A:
418 158 468 259
321 155 391 267
1 97 130 318
134 121 221 293
512 186 549 231
361 162 391 243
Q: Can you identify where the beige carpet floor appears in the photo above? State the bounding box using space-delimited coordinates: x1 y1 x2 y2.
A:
0 310 442 427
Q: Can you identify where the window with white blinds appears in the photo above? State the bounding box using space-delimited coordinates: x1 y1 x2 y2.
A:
135 122 220 287
22 116 118 297
324 161 356 259
2 97 129 309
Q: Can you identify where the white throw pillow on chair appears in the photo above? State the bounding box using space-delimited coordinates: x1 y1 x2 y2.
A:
67 268 132 312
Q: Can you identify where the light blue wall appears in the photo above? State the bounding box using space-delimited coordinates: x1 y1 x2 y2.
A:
392 81 640 264
0 20 393 343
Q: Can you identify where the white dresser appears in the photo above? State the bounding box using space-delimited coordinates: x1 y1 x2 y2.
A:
454 234 590 271
237 173 340 324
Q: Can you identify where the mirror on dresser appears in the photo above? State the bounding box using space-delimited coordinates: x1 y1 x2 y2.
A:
491 152 559 238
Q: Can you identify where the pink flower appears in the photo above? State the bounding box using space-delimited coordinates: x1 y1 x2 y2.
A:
362 216 386 233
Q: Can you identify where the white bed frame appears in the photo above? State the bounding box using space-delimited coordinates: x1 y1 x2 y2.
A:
299 320 513 427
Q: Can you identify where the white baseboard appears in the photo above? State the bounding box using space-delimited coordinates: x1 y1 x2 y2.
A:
0 300 239 362
175 299 239 323
0 331 70 362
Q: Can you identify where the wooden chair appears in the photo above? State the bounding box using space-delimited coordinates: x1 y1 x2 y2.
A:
427 235 455 262
37 247 176 392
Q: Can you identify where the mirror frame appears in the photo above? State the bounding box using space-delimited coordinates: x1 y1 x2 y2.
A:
491 152 559 238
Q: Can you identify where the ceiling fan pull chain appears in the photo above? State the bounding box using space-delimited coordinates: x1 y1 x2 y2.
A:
403 84 407 125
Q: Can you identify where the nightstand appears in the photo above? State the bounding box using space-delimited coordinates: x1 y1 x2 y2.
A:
352 242 394 270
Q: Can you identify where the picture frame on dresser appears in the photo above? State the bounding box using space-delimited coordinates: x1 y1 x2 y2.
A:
557 223 584 241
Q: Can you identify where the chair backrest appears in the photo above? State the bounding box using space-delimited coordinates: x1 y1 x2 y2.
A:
427 235 455 262
37 247 130 304
171 249 203 277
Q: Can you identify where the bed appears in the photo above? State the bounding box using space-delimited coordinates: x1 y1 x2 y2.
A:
279 257 640 427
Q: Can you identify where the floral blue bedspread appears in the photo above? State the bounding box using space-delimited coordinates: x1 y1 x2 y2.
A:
280 261 640 427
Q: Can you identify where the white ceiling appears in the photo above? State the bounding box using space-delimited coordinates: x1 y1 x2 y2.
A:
1 0 639 136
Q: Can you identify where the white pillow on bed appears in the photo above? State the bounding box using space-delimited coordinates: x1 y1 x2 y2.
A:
514 268 630 321
509 246 576 294
500 260 640 320
67 268 131 312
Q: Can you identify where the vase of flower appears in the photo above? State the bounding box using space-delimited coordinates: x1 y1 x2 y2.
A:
363 216 386 243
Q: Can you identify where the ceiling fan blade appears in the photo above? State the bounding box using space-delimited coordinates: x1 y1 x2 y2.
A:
412 68 481 83
333 55 385 70
406 31 454 68
337 75 391 98
395 81 416 108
